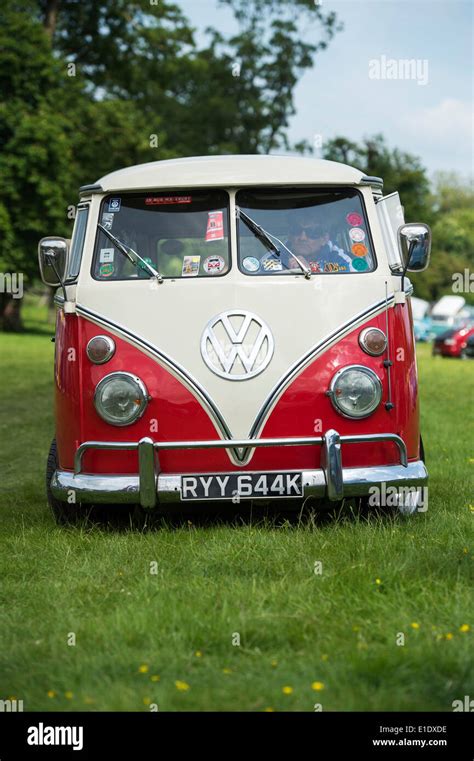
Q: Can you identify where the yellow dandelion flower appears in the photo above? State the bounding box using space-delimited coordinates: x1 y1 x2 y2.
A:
282 686 293 695
463 548 469 554
175 680 190 691
445 633 453 640
264 707 275 712
468 458 474 464
271 659 278 667
84 697 95 705
222 668 232 674
459 624 470 633
150 675 160 682
469 505 474 513
138 664 149 674
311 682 325 691
195 650 203 658
143 697 151 706
65 691 73 700
47 690 56 698
410 622 420 629
375 578 382 585
321 654 329 661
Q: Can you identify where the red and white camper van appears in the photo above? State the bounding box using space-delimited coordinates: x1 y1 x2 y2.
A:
38 155 431 522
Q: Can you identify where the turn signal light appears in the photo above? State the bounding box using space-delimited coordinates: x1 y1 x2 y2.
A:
86 335 116 364
358 327 387 356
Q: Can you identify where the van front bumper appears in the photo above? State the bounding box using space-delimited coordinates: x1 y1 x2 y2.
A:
50 430 428 508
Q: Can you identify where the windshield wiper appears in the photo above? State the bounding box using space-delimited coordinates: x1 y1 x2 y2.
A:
236 207 312 279
97 224 163 283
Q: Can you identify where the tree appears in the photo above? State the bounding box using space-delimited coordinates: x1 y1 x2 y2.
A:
323 134 433 223
1 0 344 330
0 5 77 329
36 0 341 157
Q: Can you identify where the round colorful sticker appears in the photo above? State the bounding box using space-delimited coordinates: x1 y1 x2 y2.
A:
242 256 260 272
352 257 368 272
346 212 363 227
203 255 225 274
99 263 114 277
349 227 366 242
351 243 368 257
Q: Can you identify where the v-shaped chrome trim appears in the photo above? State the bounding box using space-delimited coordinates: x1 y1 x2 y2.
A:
75 294 399 466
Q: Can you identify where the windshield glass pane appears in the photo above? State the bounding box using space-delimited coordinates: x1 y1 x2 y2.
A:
236 188 375 275
93 191 230 280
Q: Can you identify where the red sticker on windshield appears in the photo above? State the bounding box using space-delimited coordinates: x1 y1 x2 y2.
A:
346 212 363 227
145 196 192 205
205 211 224 241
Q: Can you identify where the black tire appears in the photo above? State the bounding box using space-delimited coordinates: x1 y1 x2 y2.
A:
420 435 426 463
46 439 82 525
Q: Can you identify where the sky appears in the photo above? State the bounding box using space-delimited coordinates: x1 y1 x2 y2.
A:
179 0 473 179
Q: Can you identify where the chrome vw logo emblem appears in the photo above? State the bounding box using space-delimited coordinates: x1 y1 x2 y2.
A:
201 310 274 380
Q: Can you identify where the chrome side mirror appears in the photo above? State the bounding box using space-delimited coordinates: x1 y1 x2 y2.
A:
398 223 431 272
38 237 69 286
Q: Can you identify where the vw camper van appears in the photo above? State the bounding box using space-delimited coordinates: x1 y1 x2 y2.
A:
38 155 431 522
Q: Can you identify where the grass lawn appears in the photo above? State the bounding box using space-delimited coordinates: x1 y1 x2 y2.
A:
0 300 473 712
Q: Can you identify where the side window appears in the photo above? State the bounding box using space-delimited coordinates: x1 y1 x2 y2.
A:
67 206 89 280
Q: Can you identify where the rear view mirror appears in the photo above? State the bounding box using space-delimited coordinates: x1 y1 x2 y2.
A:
38 237 69 286
398 223 431 272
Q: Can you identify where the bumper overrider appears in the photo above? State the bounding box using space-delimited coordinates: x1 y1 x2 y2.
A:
50 430 428 508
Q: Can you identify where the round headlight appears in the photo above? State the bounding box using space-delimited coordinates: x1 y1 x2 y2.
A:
328 365 382 419
94 372 148 426
359 327 387 356
87 335 116 364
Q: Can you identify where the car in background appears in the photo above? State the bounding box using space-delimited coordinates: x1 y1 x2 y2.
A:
411 296 435 342
464 333 474 359
429 295 467 338
432 325 474 358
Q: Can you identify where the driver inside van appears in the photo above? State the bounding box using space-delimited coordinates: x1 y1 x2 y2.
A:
285 217 354 273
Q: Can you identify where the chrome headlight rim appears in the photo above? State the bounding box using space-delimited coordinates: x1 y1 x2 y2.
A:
86 335 116 364
94 371 149 427
358 327 387 357
328 364 383 419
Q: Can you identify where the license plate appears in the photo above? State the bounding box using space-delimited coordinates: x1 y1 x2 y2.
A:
180 472 303 501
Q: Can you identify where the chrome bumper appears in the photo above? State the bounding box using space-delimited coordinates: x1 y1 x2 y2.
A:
50 430 428 508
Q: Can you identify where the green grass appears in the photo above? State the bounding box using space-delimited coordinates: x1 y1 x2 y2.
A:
0 311 473 712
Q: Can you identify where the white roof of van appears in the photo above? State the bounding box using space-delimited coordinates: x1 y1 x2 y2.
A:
89 155 368 193
430 295 466 317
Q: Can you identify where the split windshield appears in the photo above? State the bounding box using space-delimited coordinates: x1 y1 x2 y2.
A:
92 187 375 280
236 188 375 275
93 191 230 280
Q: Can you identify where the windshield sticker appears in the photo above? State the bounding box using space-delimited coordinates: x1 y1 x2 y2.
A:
205 211 224 242
309 261 321 273
203 255 225 274
101 212 114 231
99 248 115 263
349 227 366 242
261 255 283 272
352 243 368 257
99 263 115 277
145 196 192 205
346 212 362 227
352 257 368 271
324 262 348 272
108 198 121 213
242 256 260 272
138 257 154 273
182 255 201 277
